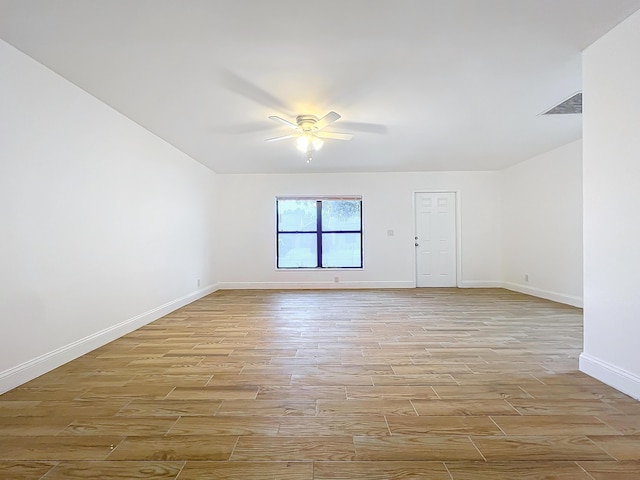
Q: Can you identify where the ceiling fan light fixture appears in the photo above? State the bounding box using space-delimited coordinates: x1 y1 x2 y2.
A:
296 135 309 152
296 134 323 152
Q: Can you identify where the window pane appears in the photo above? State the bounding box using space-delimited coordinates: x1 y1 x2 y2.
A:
322 233 362 268
321 200 361 231
278 200 317 232
278 233 318 268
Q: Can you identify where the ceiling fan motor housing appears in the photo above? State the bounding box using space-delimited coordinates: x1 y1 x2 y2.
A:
296 115 320 131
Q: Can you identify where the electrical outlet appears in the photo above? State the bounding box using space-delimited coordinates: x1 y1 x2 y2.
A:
524 274 529 282
197 279 201 287
334 276 339 283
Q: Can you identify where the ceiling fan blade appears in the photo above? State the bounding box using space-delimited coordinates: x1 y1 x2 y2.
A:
269 116 299 130
265 134 298 143
337 121 388 134
315 131 353 141
313 111 341 131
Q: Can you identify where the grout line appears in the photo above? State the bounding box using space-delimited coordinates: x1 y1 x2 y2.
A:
468 435 487 462
173 461 188 480
503 398 523 415
383 415 392 436
165 415 182 435
517 384 534 398
575 461 597 480
162 386 177 400
114 398 134 416
228 436 241 461
104 436 127 460
594 415 624 435
36 461 60 480
442 461 455 480
530 373 547 385
431 386 441 400
488 415 508 436
585 435 619 461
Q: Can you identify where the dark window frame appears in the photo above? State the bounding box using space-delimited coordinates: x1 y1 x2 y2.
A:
276 197 363 269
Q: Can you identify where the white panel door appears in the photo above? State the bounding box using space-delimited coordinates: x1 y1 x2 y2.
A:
415 192 457 287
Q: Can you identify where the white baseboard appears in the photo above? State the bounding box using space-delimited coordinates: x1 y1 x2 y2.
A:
502 282 583 308
0 283 219 394
218 281 415 290
580 353 640 401
217 281 583 310
459 280 503 288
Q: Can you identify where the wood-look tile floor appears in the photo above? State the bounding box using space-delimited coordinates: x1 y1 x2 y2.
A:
1 288 639 479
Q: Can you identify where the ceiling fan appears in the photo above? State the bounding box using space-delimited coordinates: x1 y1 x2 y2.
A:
265 111 353 163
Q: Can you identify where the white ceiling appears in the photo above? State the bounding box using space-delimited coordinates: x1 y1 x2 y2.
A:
2 0 640 174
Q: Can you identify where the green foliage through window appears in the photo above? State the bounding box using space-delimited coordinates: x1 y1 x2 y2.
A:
276 197 363 269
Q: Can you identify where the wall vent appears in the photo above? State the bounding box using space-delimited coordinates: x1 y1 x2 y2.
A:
542 92 582 115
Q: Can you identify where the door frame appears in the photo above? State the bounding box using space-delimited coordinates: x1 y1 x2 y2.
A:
412 190 462 288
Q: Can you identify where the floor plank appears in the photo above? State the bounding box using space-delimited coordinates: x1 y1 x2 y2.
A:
230 436 356 461
471 435 614 461
353 435 484 461
313 461 450 479
386 415 503 435
0 461 57 480
0 435 123 460
106 435 238 461
577 460 640 480
490 415 621 436
177 461 313 480
446 461 593 479
43 461 183 479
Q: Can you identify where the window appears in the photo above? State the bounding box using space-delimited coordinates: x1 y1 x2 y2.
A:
276 196 363 269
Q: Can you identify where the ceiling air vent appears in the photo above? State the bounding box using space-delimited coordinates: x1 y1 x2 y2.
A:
542 92 582 115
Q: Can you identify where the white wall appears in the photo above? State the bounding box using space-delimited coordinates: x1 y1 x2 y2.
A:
0 39 218 393
581 10 640 400
216 171 502 289
501 140 583 307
